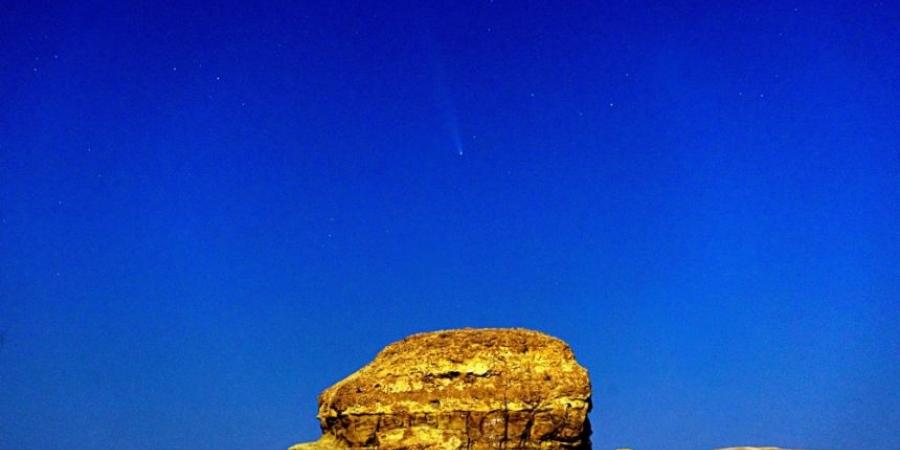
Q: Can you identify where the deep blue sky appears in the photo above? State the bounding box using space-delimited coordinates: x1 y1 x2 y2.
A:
1 1 898 449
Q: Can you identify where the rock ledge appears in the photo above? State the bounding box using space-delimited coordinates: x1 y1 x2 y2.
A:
290 328 591 450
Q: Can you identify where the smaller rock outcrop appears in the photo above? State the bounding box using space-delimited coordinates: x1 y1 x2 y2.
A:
290 328 592 450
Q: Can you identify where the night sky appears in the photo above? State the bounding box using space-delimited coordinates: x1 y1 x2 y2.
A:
1 1 898 449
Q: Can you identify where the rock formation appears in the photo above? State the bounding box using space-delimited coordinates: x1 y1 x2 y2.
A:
290 328 592 450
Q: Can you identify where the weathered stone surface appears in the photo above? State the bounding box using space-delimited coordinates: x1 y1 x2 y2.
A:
290 328 591 450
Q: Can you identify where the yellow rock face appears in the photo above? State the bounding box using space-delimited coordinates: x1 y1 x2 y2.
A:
291 328 592 450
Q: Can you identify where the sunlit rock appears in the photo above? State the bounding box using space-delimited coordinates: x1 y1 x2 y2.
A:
289 328 592 450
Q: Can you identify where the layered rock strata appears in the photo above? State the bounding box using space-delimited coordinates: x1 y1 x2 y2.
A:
291 328 592 450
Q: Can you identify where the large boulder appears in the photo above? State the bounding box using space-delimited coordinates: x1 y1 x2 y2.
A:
290 328 592 450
